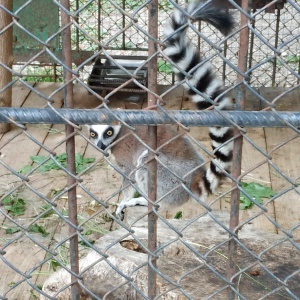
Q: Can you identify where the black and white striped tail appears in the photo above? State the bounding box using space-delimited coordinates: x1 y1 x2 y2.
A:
164 0 235 195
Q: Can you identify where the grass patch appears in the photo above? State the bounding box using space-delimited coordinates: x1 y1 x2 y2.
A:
2 196 26 216
19 153 95 174
5 227 21 234
29 224 49 237
4 223 49 237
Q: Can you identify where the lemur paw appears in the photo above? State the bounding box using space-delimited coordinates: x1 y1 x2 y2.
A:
116 204 126 221
116 197 148 220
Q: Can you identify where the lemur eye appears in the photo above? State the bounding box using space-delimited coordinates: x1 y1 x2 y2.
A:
106 130 113 136
90 131 96 138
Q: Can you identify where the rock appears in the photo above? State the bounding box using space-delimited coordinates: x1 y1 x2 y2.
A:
41 210 300 299
41 229 148 299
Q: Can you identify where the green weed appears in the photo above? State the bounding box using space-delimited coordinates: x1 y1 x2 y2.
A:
158 60 173 74
5 227 21 234
240 181 276 210
4 222 49 237
29 224 49 237
285 55 300 64
48 259 61 272
79 239 95 248
39 204 55 218
133 191 141 198
174 211 182 219
19 153 95 174
2 196 26 216
271 55 300 66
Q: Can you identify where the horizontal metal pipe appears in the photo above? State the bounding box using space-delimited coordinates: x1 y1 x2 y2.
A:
0 108 300 128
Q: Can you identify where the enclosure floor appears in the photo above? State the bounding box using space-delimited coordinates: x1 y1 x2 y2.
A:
0 82 299 299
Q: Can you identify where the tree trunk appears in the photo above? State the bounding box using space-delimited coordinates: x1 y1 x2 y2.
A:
0 0 13 133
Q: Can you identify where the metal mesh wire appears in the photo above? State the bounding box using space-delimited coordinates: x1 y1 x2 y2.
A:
0 0 300 299
10 0 300 87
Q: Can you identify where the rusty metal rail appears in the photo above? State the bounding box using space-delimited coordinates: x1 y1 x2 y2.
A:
1 108 300 127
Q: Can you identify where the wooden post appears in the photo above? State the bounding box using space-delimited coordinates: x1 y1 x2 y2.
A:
0 0 13 133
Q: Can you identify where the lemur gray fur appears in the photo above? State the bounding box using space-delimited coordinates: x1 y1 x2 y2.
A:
89 0 235 220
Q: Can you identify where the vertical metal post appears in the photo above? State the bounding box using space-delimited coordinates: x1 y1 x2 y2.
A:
227 0 249 299
271 8 281 87
60 1 80 299
122 0 126 49
222 8 229 84
147 0 158 299
222 39 228 83
98 0 102 52
0 0 13 133
75 0 80 51
248 14 255 84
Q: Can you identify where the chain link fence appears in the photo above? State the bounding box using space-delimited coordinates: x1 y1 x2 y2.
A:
0 0 300 299
10 0 300 87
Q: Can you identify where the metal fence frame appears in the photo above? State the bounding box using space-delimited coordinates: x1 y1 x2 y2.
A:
7 0 300 86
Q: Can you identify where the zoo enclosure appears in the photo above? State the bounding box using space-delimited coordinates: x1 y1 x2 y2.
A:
0 0 300 300
9 0 300 87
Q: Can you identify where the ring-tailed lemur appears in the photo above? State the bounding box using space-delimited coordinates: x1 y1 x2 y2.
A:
89 0 234 220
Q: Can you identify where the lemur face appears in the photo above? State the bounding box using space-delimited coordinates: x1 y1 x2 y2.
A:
89 125 121 150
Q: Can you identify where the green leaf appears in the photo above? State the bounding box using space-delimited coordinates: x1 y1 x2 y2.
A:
2 196 12 205
75 164 86 174
57 153 67 161
133 191 141 198
32 154 65 173
83 230 93 236
19 153 95 174
286 55 300 63
8 282 16 287
239 196 254 210
158 60 173 74
30 155 48 164
174 211 182 219
79 239 95 248
240 182 276 210
3 197 26 216
40 204 52 210
29 224 49 237
48 259 60 271
39 204 54 218
74 153 95 174
18 165 34 174
6 227 21 234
